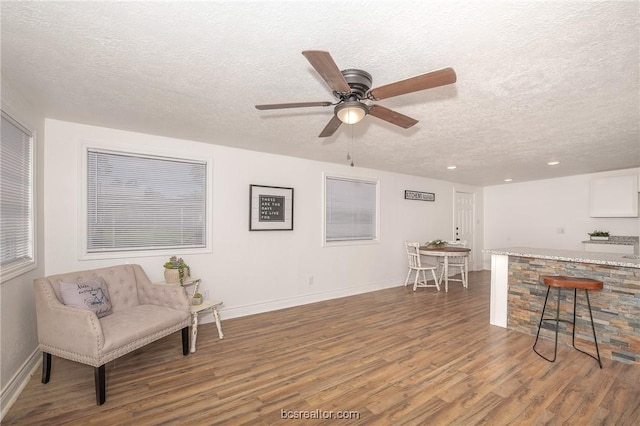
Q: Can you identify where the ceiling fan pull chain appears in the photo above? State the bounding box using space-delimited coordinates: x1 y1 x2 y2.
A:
349 125 355 167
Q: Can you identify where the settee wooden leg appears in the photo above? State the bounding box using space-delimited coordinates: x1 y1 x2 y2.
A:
95 365 105 405
42 352 51 384
182 326 189 356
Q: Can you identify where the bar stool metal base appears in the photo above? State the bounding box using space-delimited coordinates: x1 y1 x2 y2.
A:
533 283 603 369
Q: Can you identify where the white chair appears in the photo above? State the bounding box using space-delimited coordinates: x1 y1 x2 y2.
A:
438 240 469 290
404 242 440 291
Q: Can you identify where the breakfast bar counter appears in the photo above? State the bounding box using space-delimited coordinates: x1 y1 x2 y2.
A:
485 247 640 364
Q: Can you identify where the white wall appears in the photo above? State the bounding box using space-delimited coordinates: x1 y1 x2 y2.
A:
1 77 46 418
44 119 484 320
483 168 640 268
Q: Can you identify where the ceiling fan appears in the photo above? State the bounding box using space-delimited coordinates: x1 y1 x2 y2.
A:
255 50 457 137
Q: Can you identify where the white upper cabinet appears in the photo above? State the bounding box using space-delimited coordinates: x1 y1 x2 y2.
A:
590 175 639 217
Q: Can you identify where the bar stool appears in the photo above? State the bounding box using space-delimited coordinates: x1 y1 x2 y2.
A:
533 275 603 368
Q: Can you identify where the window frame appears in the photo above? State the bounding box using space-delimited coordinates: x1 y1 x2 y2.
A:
1 110 37 282
322 172 380 247
79 142 213 260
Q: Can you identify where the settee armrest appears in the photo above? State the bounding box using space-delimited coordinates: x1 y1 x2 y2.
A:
132 265 190 311
33 280 104 360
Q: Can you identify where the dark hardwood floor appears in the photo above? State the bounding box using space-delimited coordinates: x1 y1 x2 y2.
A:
4 270 640 425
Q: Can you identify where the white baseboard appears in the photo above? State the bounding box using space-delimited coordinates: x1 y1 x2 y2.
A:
1 349 41 421
199 278 401 324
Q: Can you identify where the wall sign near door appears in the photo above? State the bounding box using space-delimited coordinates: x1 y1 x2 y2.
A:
404 190 435 202
249 184 294 231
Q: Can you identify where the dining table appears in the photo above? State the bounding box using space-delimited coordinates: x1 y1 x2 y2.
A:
418 246 471 291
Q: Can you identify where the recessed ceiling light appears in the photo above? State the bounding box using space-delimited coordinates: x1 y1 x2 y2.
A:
504 178 513 182
547 161 560 166
447 165 457 170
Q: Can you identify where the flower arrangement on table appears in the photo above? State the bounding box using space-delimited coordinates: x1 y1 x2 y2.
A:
426 239 446 248
163 256 190 285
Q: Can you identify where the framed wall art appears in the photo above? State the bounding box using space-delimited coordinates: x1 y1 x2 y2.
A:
249 184 294 231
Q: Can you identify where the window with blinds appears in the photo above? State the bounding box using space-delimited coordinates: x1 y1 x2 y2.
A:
87 149 207 253
1 111 35 279
325 175 378 243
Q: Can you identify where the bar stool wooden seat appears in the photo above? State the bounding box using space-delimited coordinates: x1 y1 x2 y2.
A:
533 275 603 368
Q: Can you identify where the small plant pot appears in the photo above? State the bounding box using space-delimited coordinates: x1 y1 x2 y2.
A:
164 268 180 283
164 268 190 284
590 236 609 241
192 296 203 305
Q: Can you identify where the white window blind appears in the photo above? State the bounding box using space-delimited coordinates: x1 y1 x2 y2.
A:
325 176 377 242
1 111 34 275
87 150 206 253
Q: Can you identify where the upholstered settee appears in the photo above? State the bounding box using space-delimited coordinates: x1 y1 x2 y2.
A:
33 264 191 405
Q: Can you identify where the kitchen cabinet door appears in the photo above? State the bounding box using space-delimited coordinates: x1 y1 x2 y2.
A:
590 175 639 217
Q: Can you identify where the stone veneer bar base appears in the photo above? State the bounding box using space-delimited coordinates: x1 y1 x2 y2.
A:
508 256 640 364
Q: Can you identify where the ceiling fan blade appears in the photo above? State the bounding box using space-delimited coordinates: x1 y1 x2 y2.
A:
368 105 418 129
319 115 343 137
302 50 351 94
255 101 332 110
368 67 457 101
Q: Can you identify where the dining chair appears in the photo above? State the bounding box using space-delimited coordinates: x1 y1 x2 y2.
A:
404 242 440 291
438 240 469 289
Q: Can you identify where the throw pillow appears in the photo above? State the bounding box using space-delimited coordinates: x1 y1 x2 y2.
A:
59 277 113 318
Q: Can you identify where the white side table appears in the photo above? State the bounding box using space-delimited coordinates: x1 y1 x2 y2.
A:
190 299 224 353
154 278 224 353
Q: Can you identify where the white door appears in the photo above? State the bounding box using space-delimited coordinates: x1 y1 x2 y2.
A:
454 191 475 270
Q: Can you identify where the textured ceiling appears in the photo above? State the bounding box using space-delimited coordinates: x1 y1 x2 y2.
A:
2 1 638 186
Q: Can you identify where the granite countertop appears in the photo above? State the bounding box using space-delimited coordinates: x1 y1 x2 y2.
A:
581 235 639 245
483 246 640 269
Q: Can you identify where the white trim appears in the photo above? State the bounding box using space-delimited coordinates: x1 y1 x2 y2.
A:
77 140 214 260
0 349 40 421
490 254 509 327
0 111 37 283
0 258 37 283
321 172 381 247
217 278 399 321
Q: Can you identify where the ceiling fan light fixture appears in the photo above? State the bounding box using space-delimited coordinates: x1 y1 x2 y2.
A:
256 51 457 137
335 101 368 125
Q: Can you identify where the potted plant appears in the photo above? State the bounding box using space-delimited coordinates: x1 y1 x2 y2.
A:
426 239 446 248
588 230 610 241
163 256 190 285
192 292 203 305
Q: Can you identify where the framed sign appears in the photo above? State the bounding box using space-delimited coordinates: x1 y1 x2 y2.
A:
249 184 294 231
404 190 435 202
